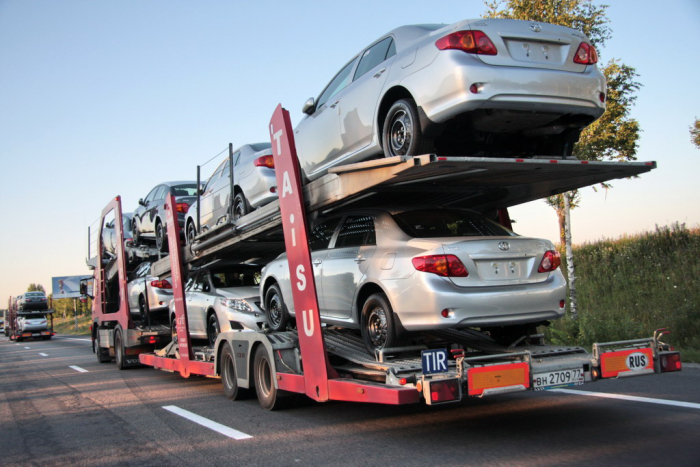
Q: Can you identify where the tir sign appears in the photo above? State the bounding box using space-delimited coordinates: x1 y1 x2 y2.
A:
422 348 448 375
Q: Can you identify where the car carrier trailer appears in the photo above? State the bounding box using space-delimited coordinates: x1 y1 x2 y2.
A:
5 296 55 342
88 105 681 409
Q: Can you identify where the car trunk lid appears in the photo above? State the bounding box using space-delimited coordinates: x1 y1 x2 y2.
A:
465 18 589 73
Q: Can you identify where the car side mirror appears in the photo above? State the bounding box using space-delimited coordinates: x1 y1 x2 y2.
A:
302 97 316 115
138 198 145 206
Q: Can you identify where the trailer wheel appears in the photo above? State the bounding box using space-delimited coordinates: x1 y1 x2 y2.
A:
115 329 126 370
361 293 399 354
382 98 434 158
254 345 298 410
95 329 111 363
207 313 220 347
265 284 290 332
221 342 250 400
155 220 168 253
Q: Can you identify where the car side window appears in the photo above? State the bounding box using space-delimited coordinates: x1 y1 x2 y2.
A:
233 151 241 167
353 37 394 81
144 186 159 204
334 215 376 248
154 185 168 201
192 272 208 292
184 274 195 291
205 161 227 191
316 57 360 109
309 217 342 251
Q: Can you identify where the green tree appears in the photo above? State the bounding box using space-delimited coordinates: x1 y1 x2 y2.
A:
691 118 700 148
27 283 46 293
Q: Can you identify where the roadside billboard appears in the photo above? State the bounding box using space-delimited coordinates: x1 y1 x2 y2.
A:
52 275 93 299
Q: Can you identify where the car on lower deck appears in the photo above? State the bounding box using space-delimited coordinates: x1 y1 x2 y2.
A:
295 18 605 182
260 207 566 353
127 261 173 320
170 262 265 346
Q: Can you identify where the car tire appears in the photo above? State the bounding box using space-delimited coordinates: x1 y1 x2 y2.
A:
115 329 126 370
95 329 111 363
233 192 249 221
264 284 290 332
360 293 399 354
186 220 197 246
221 342 251 400
132 218 142 245
382 98 434 158
207 312 221 347
254 344 298 410
155 220 168 253
138 295 148 322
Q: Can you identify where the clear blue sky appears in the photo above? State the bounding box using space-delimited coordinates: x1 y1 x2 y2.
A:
1 0 699 302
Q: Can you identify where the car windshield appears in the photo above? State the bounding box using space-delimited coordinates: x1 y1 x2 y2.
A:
392 209 514 238
210 267 261 287
172 184 198 196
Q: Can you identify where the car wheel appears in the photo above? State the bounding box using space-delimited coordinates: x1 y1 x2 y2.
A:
170 315 178 344
138 295 148 322
233 192 249 220
360 293 399 354
186 220 197 246
221 342 251 400
132 218 142 245
382 98 434 157
265 284 290 332
155 221 168 253
207 312 221 347
254 344 298 410
115 329 126 370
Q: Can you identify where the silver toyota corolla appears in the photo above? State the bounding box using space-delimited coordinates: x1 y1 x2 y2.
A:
260 208 567 353
127 261 173 319
185 143 277 244
295 19 605 182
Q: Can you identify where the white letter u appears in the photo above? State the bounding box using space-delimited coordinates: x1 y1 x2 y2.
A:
302 309 315 337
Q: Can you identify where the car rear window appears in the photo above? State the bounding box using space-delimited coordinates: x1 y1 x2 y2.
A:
172 184 198 196
27 292 45 297
392 210 514 238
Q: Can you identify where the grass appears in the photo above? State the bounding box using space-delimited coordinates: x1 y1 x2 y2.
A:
52 314 91 335
545 223 700 362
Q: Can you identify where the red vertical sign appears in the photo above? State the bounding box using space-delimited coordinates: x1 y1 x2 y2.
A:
269 104 335 401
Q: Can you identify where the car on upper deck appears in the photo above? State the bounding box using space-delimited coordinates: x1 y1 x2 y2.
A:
295 18 605 182
261 207 566 353
18 291 49 311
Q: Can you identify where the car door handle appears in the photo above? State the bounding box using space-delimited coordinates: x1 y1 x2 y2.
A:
313 259 322 266
329 101 339 109
354 255 367 263
373 68 386 78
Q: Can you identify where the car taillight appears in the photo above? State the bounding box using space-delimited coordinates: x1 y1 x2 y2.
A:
573 42 598 64
435 30 497 55
176 202 190 214
538 250 561 273
150 280 172 289
254 155 275 169
412 255 469 277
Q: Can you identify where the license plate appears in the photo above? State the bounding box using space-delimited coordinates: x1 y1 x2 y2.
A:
422 348 449 375
533 368 584 390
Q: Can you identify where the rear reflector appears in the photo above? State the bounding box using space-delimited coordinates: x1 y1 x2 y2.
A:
538 250 561 273
435 30 497 55
254 155 275 168
659 352 682 372
413 255 468 277
429 379 461 404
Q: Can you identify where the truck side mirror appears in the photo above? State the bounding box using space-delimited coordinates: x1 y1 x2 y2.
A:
302 98 315 115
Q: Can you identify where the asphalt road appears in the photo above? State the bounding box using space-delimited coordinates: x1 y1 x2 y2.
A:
1 334 699 467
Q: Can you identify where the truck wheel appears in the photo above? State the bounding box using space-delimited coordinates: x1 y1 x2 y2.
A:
207 313 220 347
221 342 250 400
265 284 290 332
382 98 434 158
360 293 399 354
115 329 126 370
253 345 297 410
95 329 111 363
233 192 249 220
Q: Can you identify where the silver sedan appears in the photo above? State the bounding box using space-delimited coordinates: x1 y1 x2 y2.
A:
296 19 605 182
127 261 173 319
185 143 277 244
170 263 265 346
260 208 567 353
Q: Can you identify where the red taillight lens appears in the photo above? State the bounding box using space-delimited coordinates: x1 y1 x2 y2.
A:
150 280 172 289
573 42 598 64
176 202 190 214
254 155 275 169
538 250 561 273
412 255 469 277
435 30 497 55
430 379 461 403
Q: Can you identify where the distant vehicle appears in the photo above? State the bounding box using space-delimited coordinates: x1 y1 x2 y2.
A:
295 19 605 182
0 318 5 332
127 262 173 320
18 291 48 311
102 212 135 258
185 143 277 245
170 262 265 346
132 181 198 252
261 207 566 352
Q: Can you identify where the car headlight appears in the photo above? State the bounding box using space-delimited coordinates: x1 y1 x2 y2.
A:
221 298 253 313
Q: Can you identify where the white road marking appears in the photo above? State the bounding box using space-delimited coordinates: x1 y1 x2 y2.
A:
551 388 700 410
52 337 91 342
24 346 31 349
69 365 89 373
39 353 48 357
163 405 252 440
